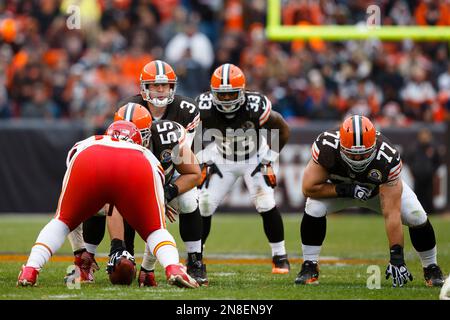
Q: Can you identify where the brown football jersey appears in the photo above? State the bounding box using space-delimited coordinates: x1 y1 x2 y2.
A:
312 129 402 196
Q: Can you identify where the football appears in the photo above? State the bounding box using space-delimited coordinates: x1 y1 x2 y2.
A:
108 257 137 285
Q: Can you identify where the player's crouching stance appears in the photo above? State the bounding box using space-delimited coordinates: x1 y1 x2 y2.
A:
296 115 444 288
196 64 291 274
70 60 206 286
17 121 198 289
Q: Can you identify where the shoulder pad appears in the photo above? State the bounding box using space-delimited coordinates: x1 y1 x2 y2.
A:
312 131 340 168
152 120 185 147
243 92 272 125
196 92 214 112
374 134 402 182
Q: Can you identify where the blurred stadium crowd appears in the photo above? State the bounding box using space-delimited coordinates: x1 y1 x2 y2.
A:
0 0 450 128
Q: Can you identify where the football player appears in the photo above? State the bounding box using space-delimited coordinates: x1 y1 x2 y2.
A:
18 121 198 289
195 63 291 274
67 103 203 286
110 103 202 287
296 115 445 287
72 60 207 286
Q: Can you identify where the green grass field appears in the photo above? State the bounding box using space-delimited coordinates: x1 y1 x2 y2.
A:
0 213 449 300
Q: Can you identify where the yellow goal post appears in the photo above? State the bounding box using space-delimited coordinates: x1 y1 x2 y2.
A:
266 0 450 41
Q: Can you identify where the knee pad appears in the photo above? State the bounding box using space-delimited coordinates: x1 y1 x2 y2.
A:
199 190 217 217
255 193 276 213
177 188 199 214
402 210 428 227
304 198 327 218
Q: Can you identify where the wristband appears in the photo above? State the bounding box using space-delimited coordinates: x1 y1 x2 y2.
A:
164 183 179 202
335 183 352 198
389 244 405 265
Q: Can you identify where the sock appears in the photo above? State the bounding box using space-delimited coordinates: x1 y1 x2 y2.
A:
154 245 180 269
179 207 202 242
409 219 436 252
141 244 157 271
269 240 286 257
201 216 212 247
82 215 106 246
146 229 179 268
259 207 284 243
302 244 322 262
67 224 85 252
301 212 326 246
417 246 438 268
27 219 69 269
124 220 136 256
85 243 98 255
300 212 326 262
185 240 202 254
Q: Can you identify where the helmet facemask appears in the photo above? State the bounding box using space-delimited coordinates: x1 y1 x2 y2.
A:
211 86 245 114
140 79 177 108
340 144 377 172
140 127 151 148
106 121 143 146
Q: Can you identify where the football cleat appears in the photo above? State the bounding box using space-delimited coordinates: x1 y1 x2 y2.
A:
165 264 199 289
295 260 319 285
187 260 209 286
138 268 158 287
423 264 445 287
17 265 39 287
272 254 290 274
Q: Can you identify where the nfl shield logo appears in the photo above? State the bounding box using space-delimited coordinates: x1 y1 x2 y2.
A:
368 169 382 182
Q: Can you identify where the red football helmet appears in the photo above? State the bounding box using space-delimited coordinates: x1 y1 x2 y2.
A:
114 103 152 147
339 115 377 172
210 63 246 113
106 120 143 146
140 60 177 108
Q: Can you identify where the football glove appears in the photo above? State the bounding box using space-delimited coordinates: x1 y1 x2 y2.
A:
107 250 135 274
335 183 372 201
199 161 223 189
164 183 179 203
250 150 279 188
250 162 277 188
385 244 413 287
